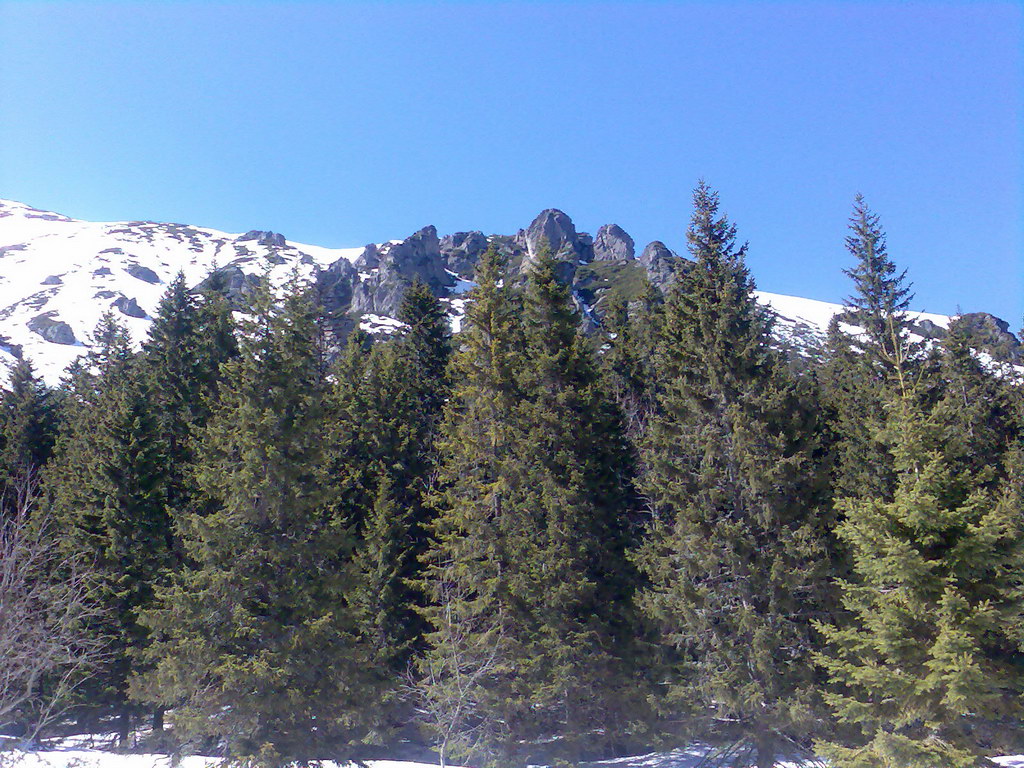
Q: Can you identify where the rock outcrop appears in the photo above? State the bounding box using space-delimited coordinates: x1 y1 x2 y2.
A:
114 295 147 318
350 226 454 316
28 313 76 345
126 264 161 284
238 230 287 247
195 265 261 307
440 231 488 278
639 240 682 288
593 224 635 261
953 312 1022 362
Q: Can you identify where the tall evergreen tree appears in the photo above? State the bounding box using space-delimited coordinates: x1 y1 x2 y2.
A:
141 272 236 525
820 195 917 500
420 245 644 766
325 279 452 696
0 358 57 508
600 289 659 441
633 182 832 767
933 316 1020 492
138 275 377 766
46 314 170 740
841 194 914 369
816 387 1024 767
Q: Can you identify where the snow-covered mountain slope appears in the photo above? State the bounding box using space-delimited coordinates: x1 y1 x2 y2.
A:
1 197 1012 386
0 199 363 382
754 290 953 350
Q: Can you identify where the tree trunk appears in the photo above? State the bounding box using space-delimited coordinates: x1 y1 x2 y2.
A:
117 710 131 748
755 729 775 768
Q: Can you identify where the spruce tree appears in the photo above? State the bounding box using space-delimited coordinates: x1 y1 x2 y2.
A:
816 387 1024 767
46 314 170 740
141 273 235 525
138 274 377 766
933 316 1019 492
633 181 832 767
820 195 917 501
841 194 914 368
420 245 644 766
327 278 452 692
417 245 525 766
601 290 658 441
0 358 56 508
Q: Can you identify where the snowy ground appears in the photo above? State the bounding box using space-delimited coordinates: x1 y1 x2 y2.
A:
3 746 1024 768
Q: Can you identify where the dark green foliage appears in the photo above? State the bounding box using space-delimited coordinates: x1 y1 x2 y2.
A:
420 245 644 767
634 182 832 767
396 276 452 430
45 314 170 737
841 194 914 368
600 288 660 441
141 272 236 528
933 316 1020 492
816 389 1024 767
137 275 378 766
326 278 452 698
416 246 523 767
820 196 918 501
0 358 57 507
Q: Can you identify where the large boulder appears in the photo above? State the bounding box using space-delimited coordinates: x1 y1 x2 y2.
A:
28 313 76 345
125 264 161 284
114 295 147 319
593 224 635 261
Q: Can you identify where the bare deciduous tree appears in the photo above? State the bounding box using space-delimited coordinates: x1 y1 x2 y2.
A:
0 474 106 747
412 579 506 768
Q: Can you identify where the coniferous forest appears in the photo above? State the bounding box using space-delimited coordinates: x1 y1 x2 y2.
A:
2 183 1023 768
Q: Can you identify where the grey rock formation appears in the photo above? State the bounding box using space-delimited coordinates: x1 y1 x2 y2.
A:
440 231 488 278
114 295 147 319
194 265 261 308
639 240 682 288
515 209 589 283
126 264 161 284
238 230 287 247
593 224 634 261
350 226 454 316
515 209 587 260
913 319 947 341
317 259 362 333
952 312 1022 362
41 275 62 286
354 244 380 271
28 313 76 345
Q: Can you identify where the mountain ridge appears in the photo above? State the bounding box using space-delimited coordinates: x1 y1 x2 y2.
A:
0 198 1017 384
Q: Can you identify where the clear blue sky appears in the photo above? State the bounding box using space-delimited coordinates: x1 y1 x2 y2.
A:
1 1 1021 323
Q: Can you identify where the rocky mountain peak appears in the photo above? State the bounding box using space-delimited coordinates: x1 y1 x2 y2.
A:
593 224 635 261
639 240 681 288
515 209 586 260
